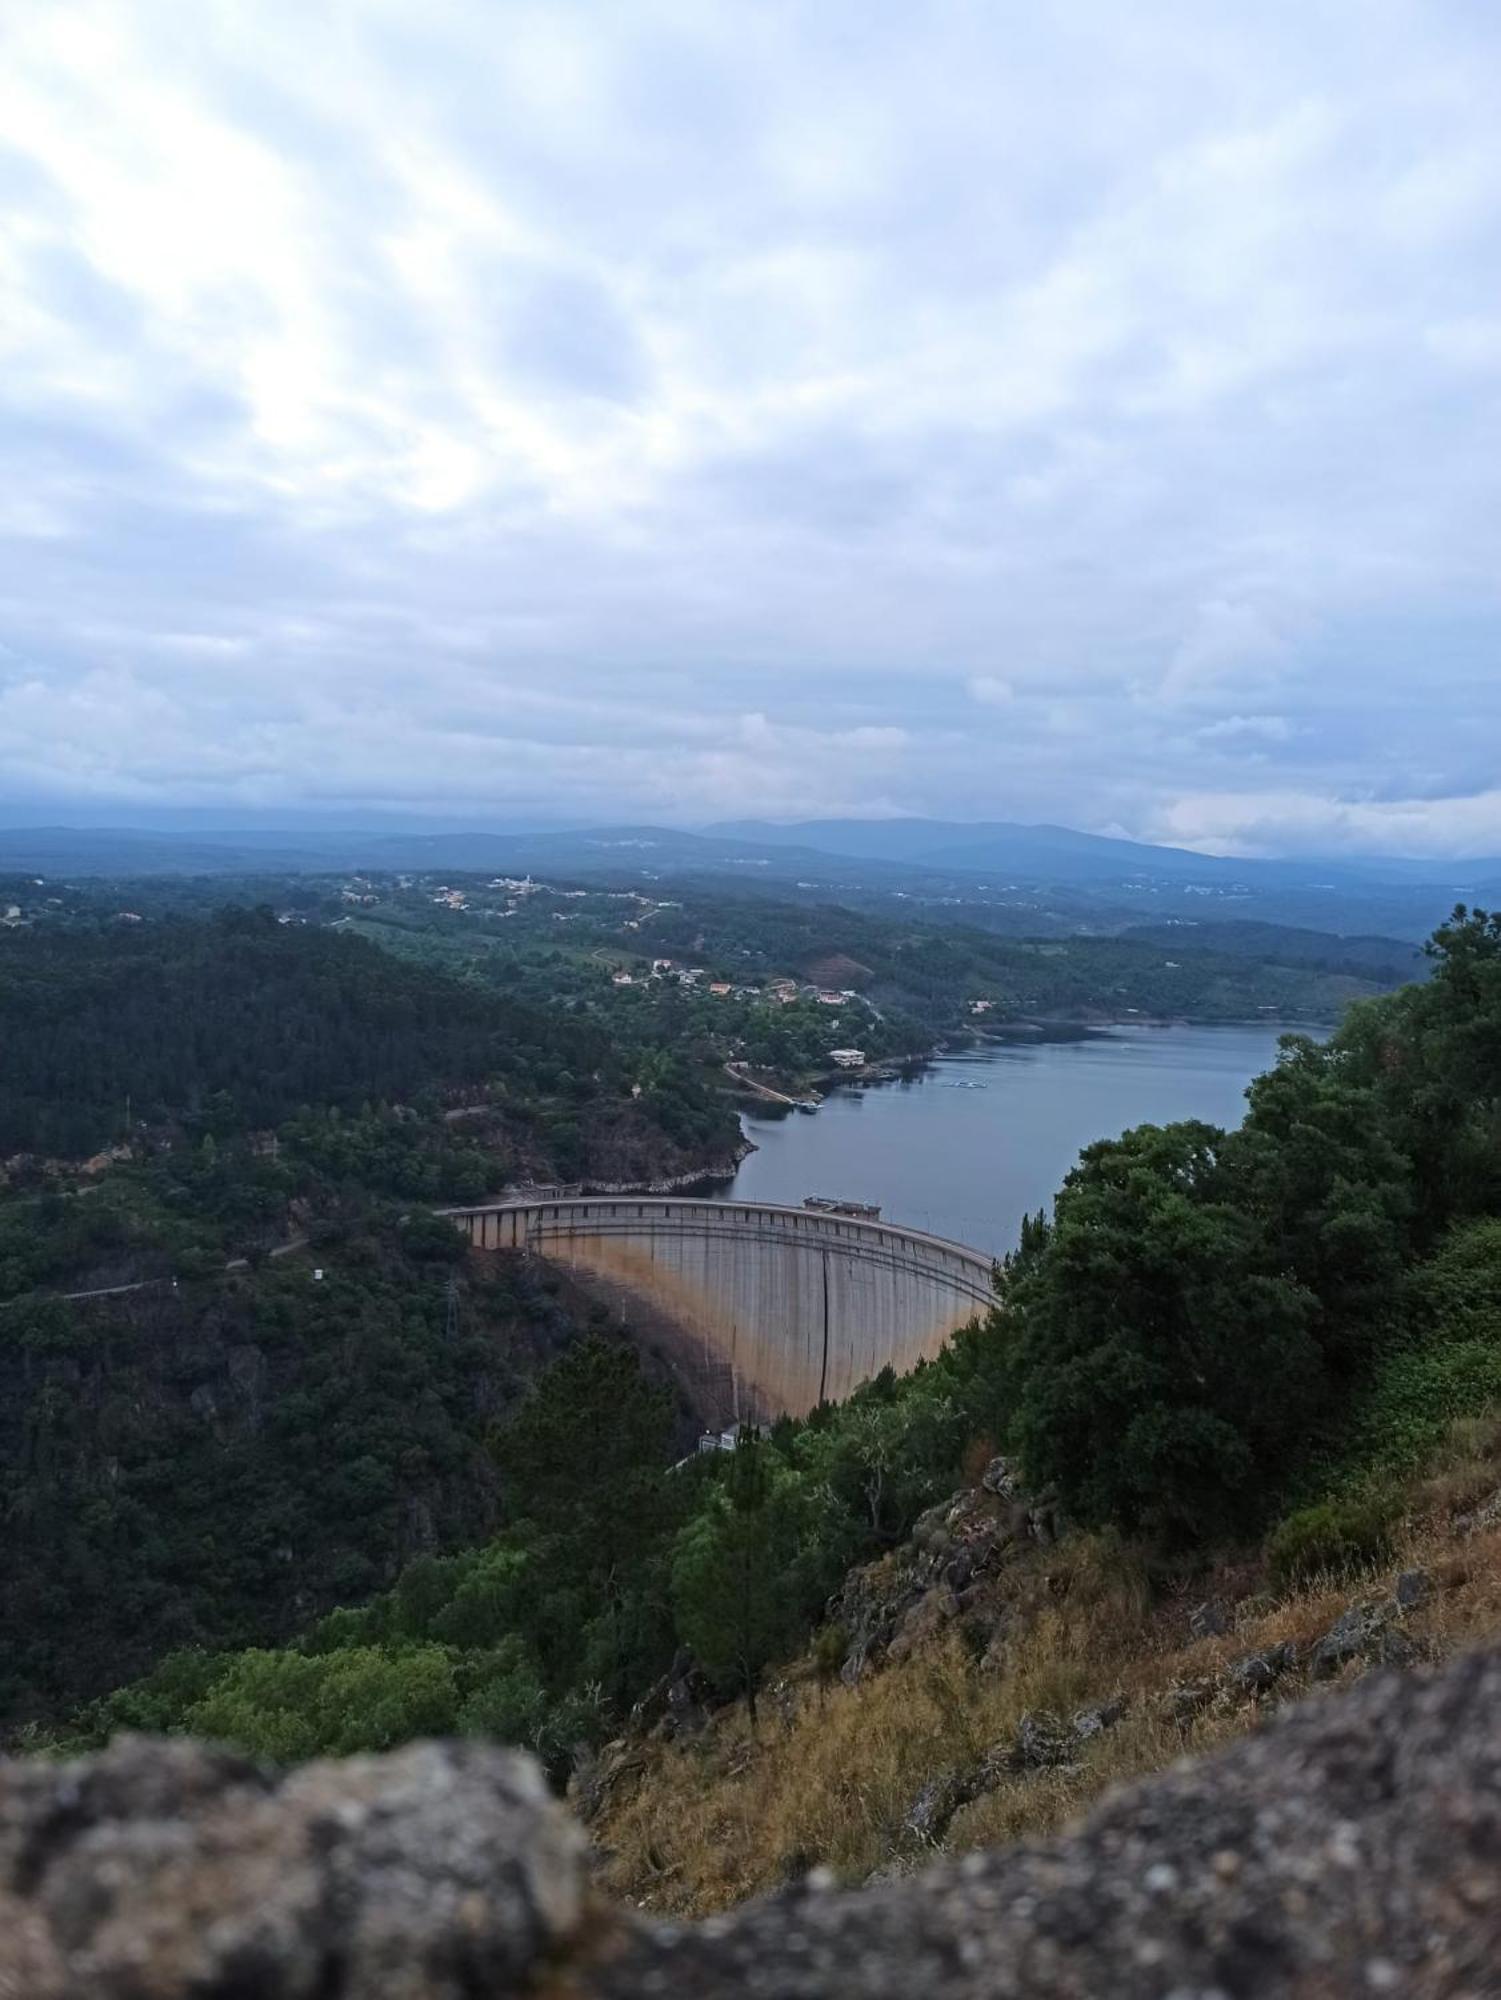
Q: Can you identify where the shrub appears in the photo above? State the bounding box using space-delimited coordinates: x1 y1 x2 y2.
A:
1406 1218 1501 1349
1265 1491 1400 1589
1349 1341 1501 1474
811 1623 848 1692
183 1643 460 1760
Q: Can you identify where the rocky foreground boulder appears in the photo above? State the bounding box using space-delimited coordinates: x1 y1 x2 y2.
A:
4 1646 1501 1998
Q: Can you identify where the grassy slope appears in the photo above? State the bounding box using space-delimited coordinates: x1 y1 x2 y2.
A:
588 1414 1501 1916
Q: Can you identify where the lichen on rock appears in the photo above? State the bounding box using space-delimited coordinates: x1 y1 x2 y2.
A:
0 1735 595 1999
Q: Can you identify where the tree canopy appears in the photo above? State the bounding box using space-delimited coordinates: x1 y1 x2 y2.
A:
996 907 1501 1535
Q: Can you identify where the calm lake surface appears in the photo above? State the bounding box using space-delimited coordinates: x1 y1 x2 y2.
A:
718 1024 1293 1257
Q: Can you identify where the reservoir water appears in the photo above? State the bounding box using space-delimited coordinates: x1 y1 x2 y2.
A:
720 1023 1293 1257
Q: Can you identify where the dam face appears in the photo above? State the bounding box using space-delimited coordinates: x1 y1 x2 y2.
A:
441 1197 997 1420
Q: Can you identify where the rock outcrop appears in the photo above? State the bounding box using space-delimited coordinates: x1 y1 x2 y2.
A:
6 1646 1501 1997
0 1737 588 2000
825 1458 1059 1686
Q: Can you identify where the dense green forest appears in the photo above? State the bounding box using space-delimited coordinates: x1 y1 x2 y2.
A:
0 908 732 1172
76 1326 1002 1768
0 1241 623 1730
1121 918 1422 982
65 911 1501 1774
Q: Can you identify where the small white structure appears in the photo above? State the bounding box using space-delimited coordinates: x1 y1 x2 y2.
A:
829 1048 866 1069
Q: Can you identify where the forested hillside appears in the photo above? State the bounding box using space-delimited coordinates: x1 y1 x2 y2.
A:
324 871 1406 1037
0 908 733 1173
630 897 1402 1031
1121 918 1423 982
0 905 734 1736
0 1243 617 1730
75 909 1501 1830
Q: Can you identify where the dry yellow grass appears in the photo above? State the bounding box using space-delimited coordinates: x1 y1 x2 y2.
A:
589 1421 1501 1917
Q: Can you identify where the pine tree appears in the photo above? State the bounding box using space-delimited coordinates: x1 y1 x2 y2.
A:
671 1430 807 1727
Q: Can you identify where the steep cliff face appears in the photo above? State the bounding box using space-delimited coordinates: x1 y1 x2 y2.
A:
3 1647 1501 1997
0 1251 586 1733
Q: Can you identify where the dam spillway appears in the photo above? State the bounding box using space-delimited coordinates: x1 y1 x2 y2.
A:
440 1197 998 1420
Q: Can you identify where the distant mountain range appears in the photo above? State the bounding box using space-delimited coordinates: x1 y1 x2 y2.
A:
2 817 1496 945
0 822 886 881
707 817 1501 891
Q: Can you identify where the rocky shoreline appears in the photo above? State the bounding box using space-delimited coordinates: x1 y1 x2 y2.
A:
580 1133 758 1197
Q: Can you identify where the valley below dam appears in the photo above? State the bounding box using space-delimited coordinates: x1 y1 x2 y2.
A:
718 1022 1294 1256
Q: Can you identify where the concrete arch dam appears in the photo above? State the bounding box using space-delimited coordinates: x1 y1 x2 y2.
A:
441 1197 998 1421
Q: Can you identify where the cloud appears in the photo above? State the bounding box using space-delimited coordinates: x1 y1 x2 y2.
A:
1151 787 1501 860
1 1 1499 851
1160 601 1290 708
969 677 1014 707
1196 713 1293 746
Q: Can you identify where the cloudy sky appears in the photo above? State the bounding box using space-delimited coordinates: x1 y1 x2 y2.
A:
2 1 1499 853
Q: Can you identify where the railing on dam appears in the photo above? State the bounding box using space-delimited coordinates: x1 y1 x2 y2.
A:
437 1197 998 1420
